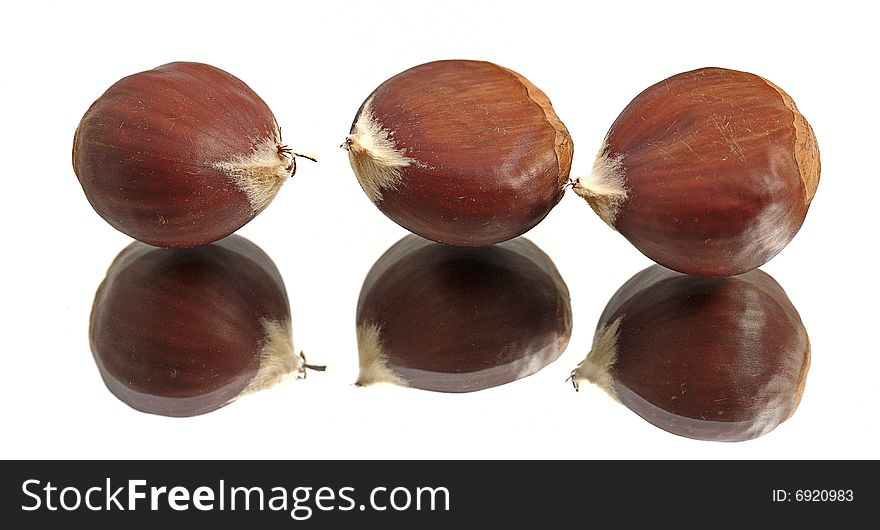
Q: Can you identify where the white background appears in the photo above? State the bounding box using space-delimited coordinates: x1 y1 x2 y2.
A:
2 0 877 459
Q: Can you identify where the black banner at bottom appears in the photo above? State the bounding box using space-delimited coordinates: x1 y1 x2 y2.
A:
1 460 873 526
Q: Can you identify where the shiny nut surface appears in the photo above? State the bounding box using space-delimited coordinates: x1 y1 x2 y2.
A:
90 235 300 416
74 62 295 247
574 67 820 276
345 60 573 246
572 265 810 441
356 235 572 392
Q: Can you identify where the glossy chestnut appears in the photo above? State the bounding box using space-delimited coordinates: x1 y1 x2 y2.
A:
571 265 810 442
90 235 309 416
343 60 573 246
74 62 310 248
356 235 572 392
573 67 820 276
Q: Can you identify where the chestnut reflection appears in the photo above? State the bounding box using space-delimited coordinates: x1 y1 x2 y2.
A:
356 235 572 392
571 265 810 442
90 235 304 417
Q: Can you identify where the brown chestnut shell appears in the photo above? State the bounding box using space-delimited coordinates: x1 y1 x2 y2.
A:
74 62 296 248
356 235 572 392
571 265 810 442
90 235 302 416
574 67 820 276
344 60 573 247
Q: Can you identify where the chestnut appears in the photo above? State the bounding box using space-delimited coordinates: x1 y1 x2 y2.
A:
356 235 572 392
573 67 820 276
73 62 312 248
90 235 314 417
571 265 810 442
343 60 573 246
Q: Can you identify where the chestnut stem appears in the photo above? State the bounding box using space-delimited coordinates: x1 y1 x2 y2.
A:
292 152 318 163
297 351 327 379
565 372 580 392
277 145 318 174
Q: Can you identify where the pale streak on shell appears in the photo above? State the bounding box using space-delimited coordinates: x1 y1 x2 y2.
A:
572 136 629 228
355 322 408 387
571 316 623 400
241 318 302 395
214 129 292 214
343 97 416 203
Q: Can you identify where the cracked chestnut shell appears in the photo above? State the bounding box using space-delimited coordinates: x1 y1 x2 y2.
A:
74 62 301 248
571 265 810 442
343 60 573 246
90 235 304 416
574 67 820 276
356 235 572 392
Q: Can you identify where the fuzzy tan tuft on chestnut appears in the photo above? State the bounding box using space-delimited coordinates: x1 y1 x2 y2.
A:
356 235 572 392
573 67 820 276
571 264 810 442
90 234 320 417
73 62 313 248
343 60 573 246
